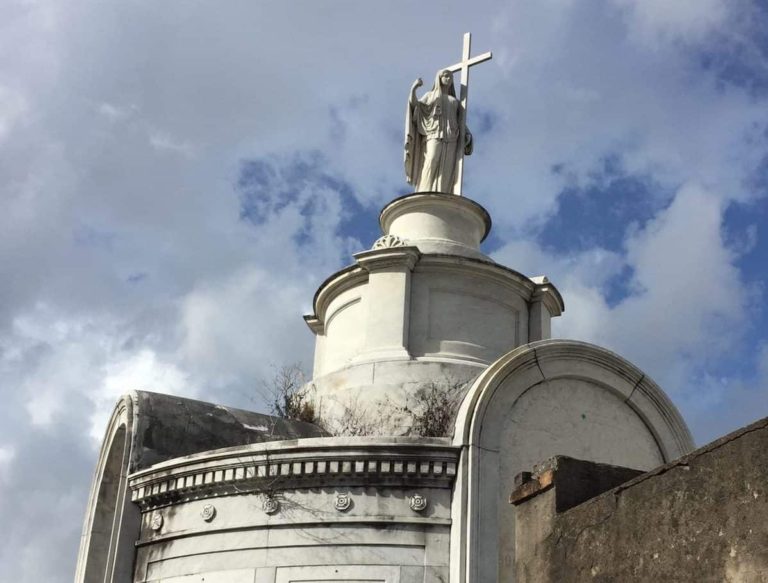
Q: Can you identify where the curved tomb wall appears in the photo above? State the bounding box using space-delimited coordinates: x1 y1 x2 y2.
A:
308 256 548 432
130 438 459 583
408 263 528 363
451 340 694 583
490 377 665 582
317 285 367 376
304 193 563 434
312 257 538 376
309 359 484 436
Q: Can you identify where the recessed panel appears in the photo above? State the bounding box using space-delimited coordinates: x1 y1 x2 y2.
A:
275 565 401 583
427 288 518 359
323 297 364 373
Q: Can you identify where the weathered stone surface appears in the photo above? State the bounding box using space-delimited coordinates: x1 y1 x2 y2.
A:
130 438 459 582
510 457 644 512
512 416 768 582
128 390 329 471
75 391 329 583
304 193 564 435
452 339 693 583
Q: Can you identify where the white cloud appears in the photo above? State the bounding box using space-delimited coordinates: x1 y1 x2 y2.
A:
684 342 768 442
0 85 27 142
496 181 753 442
96 102 135 122
179 266 313 385
610 0 729 46
91 349 189 441
0 445 16 483
148 129 196 157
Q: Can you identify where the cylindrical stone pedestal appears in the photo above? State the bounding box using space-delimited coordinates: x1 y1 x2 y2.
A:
379 192 492 259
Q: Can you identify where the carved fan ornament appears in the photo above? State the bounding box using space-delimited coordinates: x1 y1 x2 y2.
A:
372 234 408 250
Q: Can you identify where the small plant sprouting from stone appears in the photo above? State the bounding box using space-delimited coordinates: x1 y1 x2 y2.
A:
262 363 318 425
396 380 466 437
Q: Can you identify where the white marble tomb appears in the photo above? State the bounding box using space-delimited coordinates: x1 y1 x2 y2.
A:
76 31 693 583
76 190 693 583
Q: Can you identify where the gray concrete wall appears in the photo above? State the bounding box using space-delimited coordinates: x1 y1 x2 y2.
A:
511 416 768 583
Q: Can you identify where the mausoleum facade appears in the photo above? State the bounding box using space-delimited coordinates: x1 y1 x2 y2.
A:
76 33 695 583
76 190 693 583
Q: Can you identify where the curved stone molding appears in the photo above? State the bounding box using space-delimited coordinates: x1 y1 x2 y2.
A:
74 394 140 583
305 254 560 342
305 265 368 337
129 438 459 510
454 340 693 456
372 234 408 249
409 493 428 512
334 493 352 512
200 504 216 522
450 339 695 583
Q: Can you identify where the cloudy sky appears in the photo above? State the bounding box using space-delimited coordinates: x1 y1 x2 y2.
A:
2 0 768 579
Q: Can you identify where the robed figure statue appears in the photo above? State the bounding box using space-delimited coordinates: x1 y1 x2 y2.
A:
404 69 473 194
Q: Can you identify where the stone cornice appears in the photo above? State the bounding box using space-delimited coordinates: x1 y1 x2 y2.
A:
353 246 421 272
302 314 323 334
305 248 421 334
531 278 565 316
304 264 368 334
129 438 460 510
304 252 566 336
418 256 564 315
416 254 536 298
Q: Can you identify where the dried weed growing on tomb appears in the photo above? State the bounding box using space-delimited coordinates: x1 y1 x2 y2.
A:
262 363 318 425
261 364 468 438
260 364 373 435
323 395 374 436
383 380 467 437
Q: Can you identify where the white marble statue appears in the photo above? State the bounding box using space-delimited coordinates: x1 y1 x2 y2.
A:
404 69 473 194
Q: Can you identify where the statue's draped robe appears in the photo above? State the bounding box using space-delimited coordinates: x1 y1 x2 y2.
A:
404 72 472 194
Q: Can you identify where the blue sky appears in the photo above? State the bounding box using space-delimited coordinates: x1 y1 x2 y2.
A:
1 0 768 580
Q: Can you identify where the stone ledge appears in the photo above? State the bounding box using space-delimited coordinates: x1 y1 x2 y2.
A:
354 246 421 272
130 440 460 510
379 192 492 244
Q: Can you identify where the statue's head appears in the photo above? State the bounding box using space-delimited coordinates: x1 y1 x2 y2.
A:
427 69 456 101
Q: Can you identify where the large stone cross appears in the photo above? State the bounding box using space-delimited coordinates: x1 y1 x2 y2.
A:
444 33 492 195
